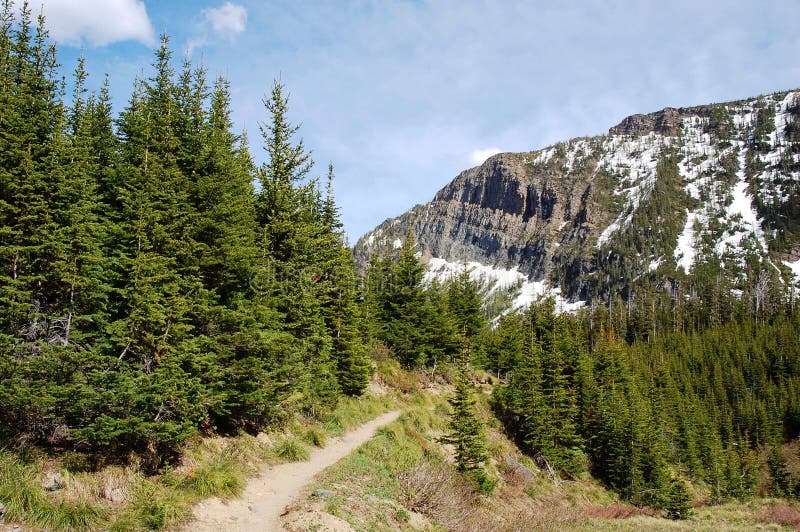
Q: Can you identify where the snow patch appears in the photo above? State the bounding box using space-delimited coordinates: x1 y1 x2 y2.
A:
715 148 767 257
596 134 666 246
530 147 556 166
392 238 403 249
648 257 664 272
784 258 800 283
674 211 699 273
423 258 584 315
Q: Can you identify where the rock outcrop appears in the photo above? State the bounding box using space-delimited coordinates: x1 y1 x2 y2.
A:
355 89 800 308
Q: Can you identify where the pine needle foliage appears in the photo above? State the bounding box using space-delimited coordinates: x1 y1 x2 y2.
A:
441 344 494 493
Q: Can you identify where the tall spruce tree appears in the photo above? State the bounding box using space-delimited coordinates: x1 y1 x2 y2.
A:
0 4 79 443
318 165 372 396
100 36 207 462
447 268 484 339
256 80 338 416
442 344 493 492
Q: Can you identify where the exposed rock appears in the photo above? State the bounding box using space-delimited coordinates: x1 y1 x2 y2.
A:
312 488 336 499
355 89 800 310
608 107 684 136
0 501 5 516
354 151 598 284
503 454 537 483
44 472 65 492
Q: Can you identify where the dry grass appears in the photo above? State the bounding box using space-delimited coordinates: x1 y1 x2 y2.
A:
375 359 425 394
0 387 402 531
61 465 141 505
397 460 480 518
280 380 800 532
756 501 800 528
577 502 661 520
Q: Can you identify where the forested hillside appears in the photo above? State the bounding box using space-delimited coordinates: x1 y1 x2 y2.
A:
1 3 800 530
355 85 800 317
363 239 800 508
0 4 373 468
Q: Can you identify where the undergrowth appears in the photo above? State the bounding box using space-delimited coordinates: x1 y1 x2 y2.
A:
292 374 800 532
0 384 399 531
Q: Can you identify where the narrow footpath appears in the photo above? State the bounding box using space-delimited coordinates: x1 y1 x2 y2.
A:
186 409 402 531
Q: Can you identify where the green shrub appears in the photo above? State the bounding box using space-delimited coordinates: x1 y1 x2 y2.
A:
302 427 327 448
179 454 244 499
274 436 310 462
131 483 191 530
665 479 693 520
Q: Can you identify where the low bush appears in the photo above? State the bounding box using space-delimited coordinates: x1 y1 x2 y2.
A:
756 501 800 528
274 436 310 462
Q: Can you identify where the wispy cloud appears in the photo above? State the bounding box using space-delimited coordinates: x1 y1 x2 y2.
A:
187 2 247 56
203 2 247 38
38 0 155 47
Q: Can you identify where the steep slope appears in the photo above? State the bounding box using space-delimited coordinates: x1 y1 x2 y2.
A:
355 90 800 309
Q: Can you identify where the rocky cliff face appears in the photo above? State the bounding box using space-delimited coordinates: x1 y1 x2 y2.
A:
355 90 800 310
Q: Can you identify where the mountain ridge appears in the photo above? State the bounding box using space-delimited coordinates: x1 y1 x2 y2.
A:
355 88 800 311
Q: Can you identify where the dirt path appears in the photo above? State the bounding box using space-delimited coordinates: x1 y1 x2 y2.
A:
186 410 402 531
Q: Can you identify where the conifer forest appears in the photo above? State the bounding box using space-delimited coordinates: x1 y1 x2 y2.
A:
1 3 800 530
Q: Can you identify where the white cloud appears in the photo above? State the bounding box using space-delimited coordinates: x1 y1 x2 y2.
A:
38 0 155 47
469 147 502 165
203 2 247 38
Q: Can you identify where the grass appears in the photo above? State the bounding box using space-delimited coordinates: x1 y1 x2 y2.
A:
0 381 402 531
297 395 489 530
175 453 246 498
287 382 800 532
0 451 107 531
3 369 797 532
322 386 400 434
128 482 192 531
273 435 311 462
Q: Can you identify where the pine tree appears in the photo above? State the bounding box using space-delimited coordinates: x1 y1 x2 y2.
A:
256 80 338 416
377 235 424 366
98 36 208 463
441 344 494 493
664 479 693 520
318 165 372 396
0 4 80 443
767 444 791 497
447 268 484 339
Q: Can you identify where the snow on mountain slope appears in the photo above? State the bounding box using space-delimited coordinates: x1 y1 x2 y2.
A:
356 89 800 314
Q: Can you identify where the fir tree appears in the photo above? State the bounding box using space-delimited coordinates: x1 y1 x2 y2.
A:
317 165 372 396
100 36 208 462
441 344 494 493
665 479 693 520
446 268 483 339
256 80 338 416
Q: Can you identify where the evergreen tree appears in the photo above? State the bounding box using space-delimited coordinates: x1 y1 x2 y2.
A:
99 36 208 463
377 234 429 367
256 80 338 416
318 165 372 396
441 344 494 493
446 268 483 339
767 444 791 497
665 479 693 520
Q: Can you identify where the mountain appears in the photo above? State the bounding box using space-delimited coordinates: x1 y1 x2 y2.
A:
354 89 800 312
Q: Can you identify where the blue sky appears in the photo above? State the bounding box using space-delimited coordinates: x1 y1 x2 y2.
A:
39 0 800 241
